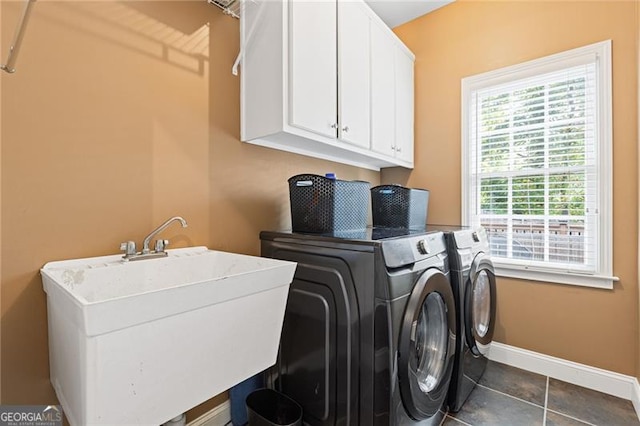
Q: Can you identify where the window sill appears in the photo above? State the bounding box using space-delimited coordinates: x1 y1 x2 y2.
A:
493 263 618 289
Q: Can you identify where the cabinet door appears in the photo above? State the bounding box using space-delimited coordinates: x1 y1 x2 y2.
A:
395 48 415 164
370 23 396 158
289 0 337 139
337 1 370 148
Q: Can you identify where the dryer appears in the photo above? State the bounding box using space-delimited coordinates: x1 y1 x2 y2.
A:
260 228 457 425
376 231 456 425
430 225 497 412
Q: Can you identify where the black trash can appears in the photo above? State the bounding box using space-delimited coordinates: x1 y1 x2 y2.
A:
246 389 302 426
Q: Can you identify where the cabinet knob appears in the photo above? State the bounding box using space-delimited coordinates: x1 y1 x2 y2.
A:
396 147 402 153
342 126 349 133
330 123 338 129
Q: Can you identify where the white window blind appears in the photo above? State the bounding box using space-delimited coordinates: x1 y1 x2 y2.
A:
461 41 616 288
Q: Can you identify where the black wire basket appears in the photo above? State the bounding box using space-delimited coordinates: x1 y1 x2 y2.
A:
371 185 429 229
288 174 370 233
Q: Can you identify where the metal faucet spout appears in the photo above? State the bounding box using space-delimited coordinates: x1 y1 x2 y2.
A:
142 216 188 254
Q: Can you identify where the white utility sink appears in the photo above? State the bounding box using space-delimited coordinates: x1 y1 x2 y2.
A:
41 246 296 426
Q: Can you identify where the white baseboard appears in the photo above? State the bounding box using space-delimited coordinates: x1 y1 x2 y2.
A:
633 378 640 422
489 341 640 420
188 400 230 426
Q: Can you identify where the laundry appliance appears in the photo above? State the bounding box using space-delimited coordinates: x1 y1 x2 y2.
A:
260 228 457 425
428 225 497 412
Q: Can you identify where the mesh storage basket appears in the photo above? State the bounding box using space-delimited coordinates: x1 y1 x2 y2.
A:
288 174 370 233
371 184 429 229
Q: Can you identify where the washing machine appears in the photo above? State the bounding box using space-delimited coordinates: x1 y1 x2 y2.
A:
260 228 457 425
428 225 497 412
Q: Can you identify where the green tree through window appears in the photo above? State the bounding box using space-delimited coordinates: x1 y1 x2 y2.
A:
462 41 613 287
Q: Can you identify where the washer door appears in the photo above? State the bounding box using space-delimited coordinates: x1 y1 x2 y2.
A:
465 253 497 356
398 268 456 420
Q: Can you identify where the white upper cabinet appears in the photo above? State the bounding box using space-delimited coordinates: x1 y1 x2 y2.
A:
337 1 371 149
289 0 337 139
240 0 415 171
370 21 397 158
395 47 415 164
370 20 415 165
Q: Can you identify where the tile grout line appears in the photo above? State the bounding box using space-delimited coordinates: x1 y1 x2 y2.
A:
438 412 448 426
444 414 474 426
475 382 546 410
543 375 549 425
545 408 598 426
542 376 598 426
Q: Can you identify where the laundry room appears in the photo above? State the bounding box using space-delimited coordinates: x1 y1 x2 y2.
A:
0 0 638 425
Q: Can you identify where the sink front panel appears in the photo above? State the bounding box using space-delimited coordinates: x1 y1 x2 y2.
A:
47 283 290 425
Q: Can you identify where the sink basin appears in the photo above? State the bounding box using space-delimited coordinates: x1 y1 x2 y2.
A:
41 246 296 426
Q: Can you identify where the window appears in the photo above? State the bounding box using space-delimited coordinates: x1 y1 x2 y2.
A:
461 41 616 289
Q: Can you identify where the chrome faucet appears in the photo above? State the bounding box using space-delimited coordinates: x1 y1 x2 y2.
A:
120 216 188 261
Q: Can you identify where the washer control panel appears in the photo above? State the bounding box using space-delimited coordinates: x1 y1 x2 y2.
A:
381 231 446 268
454 227 488 249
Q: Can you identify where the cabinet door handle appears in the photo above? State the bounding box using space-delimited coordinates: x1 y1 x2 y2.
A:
330 123 338 129
342 126 349 133
396 147 402 153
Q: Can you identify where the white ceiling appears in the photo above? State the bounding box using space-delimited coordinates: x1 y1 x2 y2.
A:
365 0 454 28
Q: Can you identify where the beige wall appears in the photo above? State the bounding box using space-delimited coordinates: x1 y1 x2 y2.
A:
385 0 639 375
0 0 378 416
637 0 640 384
0 0 4 404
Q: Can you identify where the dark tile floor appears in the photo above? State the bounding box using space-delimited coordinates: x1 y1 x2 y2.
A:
443 361 640 426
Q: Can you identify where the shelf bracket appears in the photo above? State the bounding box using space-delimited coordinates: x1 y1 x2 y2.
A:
1 0 36 74
232 0 265 76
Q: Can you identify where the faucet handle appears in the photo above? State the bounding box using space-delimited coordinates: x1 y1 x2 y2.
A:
120 241 136 256
154 239 169 253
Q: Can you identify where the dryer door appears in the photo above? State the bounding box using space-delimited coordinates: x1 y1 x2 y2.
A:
398 268 456 420
465 252 497 356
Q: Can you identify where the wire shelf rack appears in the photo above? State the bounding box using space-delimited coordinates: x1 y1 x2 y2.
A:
207 0 242 19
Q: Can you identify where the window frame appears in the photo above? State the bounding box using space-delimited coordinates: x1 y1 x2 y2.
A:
461 40 616 289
